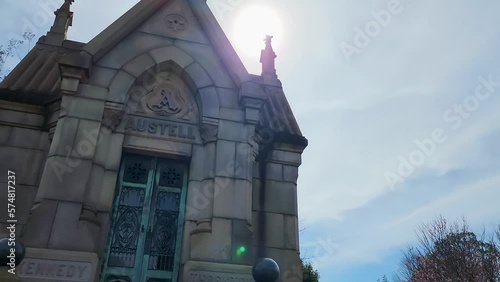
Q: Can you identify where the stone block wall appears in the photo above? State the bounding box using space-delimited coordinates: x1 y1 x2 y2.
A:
0 101 52 239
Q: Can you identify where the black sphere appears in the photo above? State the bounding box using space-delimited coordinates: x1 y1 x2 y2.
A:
0 238 26 266
252 258 280 282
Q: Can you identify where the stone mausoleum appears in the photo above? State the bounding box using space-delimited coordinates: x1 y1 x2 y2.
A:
0 0 307 281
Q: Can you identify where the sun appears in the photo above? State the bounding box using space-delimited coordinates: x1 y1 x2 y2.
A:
232 5 283 58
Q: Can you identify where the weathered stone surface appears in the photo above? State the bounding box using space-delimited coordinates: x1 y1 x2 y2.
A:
252 212 284 249
197 86 220 119
244 108 260 124
253 180 298 216
0 147 45 186
123 134 193 156
92 130 124 171
283 165 299 184
235 142 253 181
219 107 244 123
88 66 118 88
215 140 236 177
60 77 80 94
0 125 11 145
39 156 93 202
217 88 239 109
22 199 59 248
73 119 101 160
182 220 196 264
184 63 213 89
265 162 283 182
96 211 110 255
218 120 248 142
137 0 210 45
202 142 216 179
38 131 51 151
60 96 105 122
123 53 156 78
99 132 124 171
97 170 118 212
175 41 235 89
7 127 41 149
186 180 213 221
234 179 252 223
213 178 251 221
91 129 110 168
48 117 79 157
189 144 205 181
84 164 105 207
97 31 174 69
212 177 235 219
190 217 231 262
0 109 44 128
104 133 125 170
230 219 254 265
48 201 100 251
269 150 302 166
76 84 109 101
107 70 136 103
149 46 194 68
284 215 299 250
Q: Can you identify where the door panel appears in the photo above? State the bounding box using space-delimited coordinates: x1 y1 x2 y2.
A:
102 154 187 282
107 186 145 268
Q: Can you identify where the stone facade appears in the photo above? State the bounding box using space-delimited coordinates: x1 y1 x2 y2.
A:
0 0 307 281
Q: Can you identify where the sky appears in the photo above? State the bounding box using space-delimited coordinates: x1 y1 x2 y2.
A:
1 0 500 281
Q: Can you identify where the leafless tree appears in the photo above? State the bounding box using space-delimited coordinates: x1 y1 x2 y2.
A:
0 32 35 80
395 216 500 282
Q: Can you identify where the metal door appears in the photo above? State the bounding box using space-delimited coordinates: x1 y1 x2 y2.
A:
101 154 187 282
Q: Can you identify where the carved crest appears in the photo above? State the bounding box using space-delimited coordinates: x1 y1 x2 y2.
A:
146 84 185 116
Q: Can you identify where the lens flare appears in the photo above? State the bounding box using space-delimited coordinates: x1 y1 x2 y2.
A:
232 5 283 58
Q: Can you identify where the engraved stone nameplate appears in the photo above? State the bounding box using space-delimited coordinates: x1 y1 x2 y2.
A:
125 116 197 140
188 270 253 282
17 258 91 281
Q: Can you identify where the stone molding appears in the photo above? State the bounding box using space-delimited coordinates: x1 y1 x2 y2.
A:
102 102 124 131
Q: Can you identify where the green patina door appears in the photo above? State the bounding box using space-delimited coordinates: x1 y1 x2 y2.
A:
101 154 188 282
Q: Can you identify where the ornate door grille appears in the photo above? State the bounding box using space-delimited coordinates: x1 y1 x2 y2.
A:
101 154 187 282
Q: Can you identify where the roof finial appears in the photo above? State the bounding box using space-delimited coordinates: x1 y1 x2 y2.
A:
45 0 75 46
260 35 278 81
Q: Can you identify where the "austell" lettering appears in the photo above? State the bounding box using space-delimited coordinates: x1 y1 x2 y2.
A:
125 117 196 140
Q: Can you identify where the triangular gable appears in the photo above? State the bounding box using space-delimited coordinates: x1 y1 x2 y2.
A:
83 0 249 86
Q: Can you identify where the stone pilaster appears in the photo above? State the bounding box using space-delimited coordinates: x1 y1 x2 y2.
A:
22 51 105 254
253 141 306 282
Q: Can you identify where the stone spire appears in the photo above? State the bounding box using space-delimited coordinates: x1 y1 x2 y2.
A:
260 35 278 82
45 0 75 46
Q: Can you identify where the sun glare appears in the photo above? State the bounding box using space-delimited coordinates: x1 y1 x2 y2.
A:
233 6 283 58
